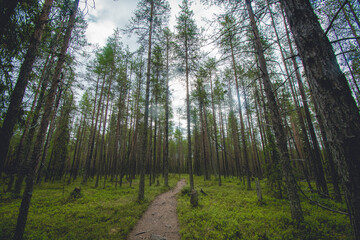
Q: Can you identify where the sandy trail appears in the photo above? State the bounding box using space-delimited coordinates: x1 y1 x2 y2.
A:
127 179 186 240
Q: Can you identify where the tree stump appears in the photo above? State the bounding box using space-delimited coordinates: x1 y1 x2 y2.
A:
256 180 263 202
190 189 198 207
70 187 82 199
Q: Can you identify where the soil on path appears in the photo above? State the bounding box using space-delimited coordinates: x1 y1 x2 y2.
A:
127 179 186 240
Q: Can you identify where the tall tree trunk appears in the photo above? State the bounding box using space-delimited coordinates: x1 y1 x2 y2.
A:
210 74 222 186
281 0 360 235
164 30 170 187
185 26 194 191
138 0 154 201
68 115 84 183
96 70 113 187
152 96 158 184
229 36 251 189
83 75 106 183
269 1 328 195
199 99 210 180
219 105 229 178
246 0 303 222
0 0 54 175
13 0 79 238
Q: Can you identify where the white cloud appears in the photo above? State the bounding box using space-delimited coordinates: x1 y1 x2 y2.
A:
86 19 116 46
84 0 138 47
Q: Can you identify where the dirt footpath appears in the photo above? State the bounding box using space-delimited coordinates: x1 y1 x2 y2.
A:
127 179 186 240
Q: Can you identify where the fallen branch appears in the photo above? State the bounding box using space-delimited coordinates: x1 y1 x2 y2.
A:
200 188 208 196
297 184 348 215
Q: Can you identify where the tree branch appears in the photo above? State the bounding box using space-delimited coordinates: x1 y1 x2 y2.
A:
331 36 360 44
324 0 348 36
298 184 348 215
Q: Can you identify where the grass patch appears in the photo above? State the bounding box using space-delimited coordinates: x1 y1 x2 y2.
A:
177 176 352 240
0 175 179 239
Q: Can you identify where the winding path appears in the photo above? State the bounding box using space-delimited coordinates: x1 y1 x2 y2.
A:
127 179 186 240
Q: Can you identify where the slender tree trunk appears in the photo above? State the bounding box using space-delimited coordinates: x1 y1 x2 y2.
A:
185 25 194 191
199 99 210 180
269 1 328 195
0 0 54 175
68 116 83 183
229 35 251 189
96 70 113 187
12 57 53 193
281 0 360 235
227 82 242 178
246 0 303 222
83 75 105 183
219 106 229 177
164 31 170 187
41 89 63 183
152 96 158 184
138 0 154 201
210 74 221 186
312 98 342 202
13 1 79 238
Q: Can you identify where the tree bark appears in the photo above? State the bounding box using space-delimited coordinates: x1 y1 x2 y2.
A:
138 0 154 201
164 29 171 187
229 36 251 190
210 73 222 186
281 0 360 236
0 0 54 175
246 0 303 222
185 24 195 191
13 1 79 238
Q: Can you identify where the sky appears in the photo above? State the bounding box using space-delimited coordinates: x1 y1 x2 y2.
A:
82 0 221 131
84 0 219 48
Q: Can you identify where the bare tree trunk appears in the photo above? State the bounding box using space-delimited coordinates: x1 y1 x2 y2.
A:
96 69 113 187
219 105 229 178
0 0 54 175
83 74 106 184
164 30 170 187
199 99 210 180
210 74 222 186
269 1 328 195
13 1 79 238
138 0 154 201
246 0 303 222
229 36 251 189
185 28 194 191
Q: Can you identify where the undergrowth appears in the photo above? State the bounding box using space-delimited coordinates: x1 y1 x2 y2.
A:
0 175 178 239
177 176 352 240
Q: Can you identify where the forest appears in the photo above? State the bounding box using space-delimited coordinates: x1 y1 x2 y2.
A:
0 0 360 239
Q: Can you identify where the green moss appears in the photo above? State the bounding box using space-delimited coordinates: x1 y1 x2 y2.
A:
0 175 178 239
177 176 353 240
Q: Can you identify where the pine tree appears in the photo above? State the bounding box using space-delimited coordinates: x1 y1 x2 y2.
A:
13 1 79 238
245 0 303 222
175 0 201 190
0 0 54 175
125 0 170 201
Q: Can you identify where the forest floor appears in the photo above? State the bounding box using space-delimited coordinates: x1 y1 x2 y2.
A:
0 175 180 239
127 179 186 240
0 175 353 239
